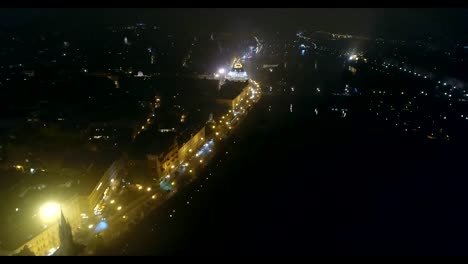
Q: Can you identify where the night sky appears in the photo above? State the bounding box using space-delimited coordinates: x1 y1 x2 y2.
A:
0 8 467 40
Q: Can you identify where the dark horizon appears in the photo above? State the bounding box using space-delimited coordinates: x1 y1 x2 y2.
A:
0 8 467 40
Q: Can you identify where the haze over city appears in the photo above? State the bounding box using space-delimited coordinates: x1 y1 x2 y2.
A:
1 8 468 256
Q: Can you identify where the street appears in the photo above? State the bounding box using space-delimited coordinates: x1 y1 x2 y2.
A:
80 77 262 254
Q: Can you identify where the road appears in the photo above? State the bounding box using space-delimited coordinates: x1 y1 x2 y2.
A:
81 79 262 254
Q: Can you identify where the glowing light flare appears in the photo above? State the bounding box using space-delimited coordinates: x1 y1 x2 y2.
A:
95 220 108 232
39 202 60 222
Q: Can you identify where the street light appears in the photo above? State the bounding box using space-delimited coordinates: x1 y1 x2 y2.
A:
39 202 60 222
218 68 225 74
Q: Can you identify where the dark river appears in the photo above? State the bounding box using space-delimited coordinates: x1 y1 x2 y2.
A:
100 53 468 256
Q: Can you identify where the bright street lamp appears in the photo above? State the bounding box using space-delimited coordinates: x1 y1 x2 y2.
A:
39 202 60 222
218 68 225 74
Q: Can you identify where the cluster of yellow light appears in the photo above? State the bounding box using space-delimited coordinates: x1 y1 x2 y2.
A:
39 202 60 222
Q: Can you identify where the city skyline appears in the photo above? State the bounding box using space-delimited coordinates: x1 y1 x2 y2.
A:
1 8 468 256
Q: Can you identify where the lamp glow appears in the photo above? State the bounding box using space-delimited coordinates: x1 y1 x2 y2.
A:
40 202 60 222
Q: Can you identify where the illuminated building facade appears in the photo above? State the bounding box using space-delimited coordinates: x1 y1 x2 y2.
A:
10 197 81 256
215 82 251 112
178 126 206 163
147 140 179 180
226 63 248 82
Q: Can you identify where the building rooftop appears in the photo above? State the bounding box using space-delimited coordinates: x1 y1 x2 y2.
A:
217 81 249 100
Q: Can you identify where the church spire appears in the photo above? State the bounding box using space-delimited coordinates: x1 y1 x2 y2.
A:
53 210 76 256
